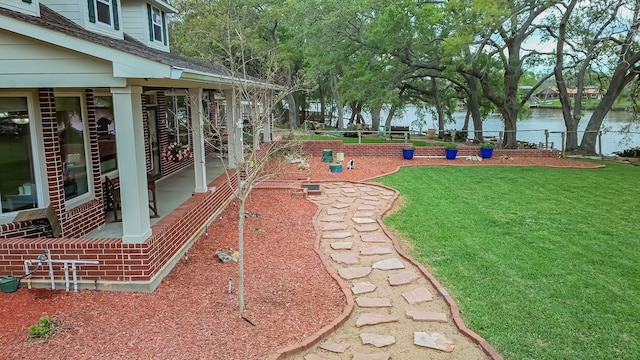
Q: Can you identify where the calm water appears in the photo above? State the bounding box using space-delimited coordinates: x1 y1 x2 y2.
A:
364 107 640 155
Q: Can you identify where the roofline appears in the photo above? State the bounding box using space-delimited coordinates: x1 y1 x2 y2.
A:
0 10 283 91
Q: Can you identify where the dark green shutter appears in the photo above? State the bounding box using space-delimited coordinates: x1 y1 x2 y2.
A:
112 0 119 30
22 0 32 4
161 12 167 46
147 4 154 41
87 0 96 23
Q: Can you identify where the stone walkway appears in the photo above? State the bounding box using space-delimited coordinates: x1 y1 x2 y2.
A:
294 182 492 360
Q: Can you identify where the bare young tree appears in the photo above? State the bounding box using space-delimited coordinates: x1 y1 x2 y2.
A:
180 2 303 314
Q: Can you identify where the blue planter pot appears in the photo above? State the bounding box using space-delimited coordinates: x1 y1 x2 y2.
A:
480 147 494 159
402 148 415 160
445 149 458 160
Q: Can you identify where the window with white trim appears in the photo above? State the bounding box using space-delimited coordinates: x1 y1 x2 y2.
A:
56 96 92 203
147 4 167 45
0 95 40 215
88 0 120 30
166 93 190 146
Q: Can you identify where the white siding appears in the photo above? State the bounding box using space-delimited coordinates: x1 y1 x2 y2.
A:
121 0 169 53
40 0 81 23
0 0 40 16
121 4 144 40
0 30 123 88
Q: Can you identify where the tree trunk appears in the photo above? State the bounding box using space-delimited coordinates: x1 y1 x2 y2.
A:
384 104 396 128
430 79 445 138
286 94 298 128
501 108 518 148
319 84 326 125
371 104 381 131
462 107 470 137
466 75 484 141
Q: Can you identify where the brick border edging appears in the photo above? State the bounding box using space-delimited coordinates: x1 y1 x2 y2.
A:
372 182 504 360
267 194 354 360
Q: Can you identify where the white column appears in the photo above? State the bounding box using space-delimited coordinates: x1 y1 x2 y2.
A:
189 88 207 193
224 89 243 169
111 86 151 244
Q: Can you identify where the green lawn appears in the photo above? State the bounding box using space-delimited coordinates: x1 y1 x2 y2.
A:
375 163 640 360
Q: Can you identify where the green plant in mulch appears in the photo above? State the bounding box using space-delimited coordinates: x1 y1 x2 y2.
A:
28 316 60 342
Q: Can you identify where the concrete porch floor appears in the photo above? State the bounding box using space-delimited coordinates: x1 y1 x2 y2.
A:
86 155 228 238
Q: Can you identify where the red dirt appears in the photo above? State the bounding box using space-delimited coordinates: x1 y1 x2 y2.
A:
0 156 601 359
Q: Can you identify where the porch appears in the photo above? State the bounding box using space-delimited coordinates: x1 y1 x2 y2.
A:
87 155 227 238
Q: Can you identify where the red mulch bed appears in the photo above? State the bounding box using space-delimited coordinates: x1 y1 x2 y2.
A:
0 190 345 360
0 156 601 359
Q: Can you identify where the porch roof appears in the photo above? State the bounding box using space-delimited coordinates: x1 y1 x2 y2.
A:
0 4 280 90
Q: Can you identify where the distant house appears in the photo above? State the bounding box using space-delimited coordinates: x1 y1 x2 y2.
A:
0 0 273 291
535 86 605 101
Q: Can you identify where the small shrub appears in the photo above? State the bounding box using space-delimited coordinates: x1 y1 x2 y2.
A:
28 316 60 342
444 142 458 150
480 142 495 149
614 147 640 158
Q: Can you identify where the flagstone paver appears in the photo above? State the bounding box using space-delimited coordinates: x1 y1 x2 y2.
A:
355 313 399 327
331 253 359 265
356 297 392 308
327 207 348 215
353 211 374 218
324 188 341 195
323 223 349 231
362 200 379 206
336 197 356 204
331 203 351 209
372 258 405 270
414 332 456 352
360 333 396 348
342 187 357 193
338 267 372 280
361 232 389 243
351 282 377 294
319 340 350 353
352 353 390 360
355 224 380 232
344 192 361 197
320 215 345 222
406 310 448 323
322 232 353 239
360 246 393 256
388 271 421 286
357 205 376 211
360 196 380 201
401 287 434 304
330 242 353 250
352 217 376 224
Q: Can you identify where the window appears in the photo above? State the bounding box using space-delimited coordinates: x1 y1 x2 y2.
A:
56 96 90 201
147 4 166 45
88 0 119 30
96 0 111 25
95 96 117 174
166 94 190 146
152 7 162 42
0 97 38 214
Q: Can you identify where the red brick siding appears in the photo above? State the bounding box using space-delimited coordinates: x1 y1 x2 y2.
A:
0 172 237 283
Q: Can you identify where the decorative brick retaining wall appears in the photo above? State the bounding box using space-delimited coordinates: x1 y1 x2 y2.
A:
301 140 561 158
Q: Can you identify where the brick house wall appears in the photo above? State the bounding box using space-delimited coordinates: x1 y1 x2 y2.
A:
0 172 237 290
